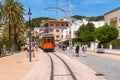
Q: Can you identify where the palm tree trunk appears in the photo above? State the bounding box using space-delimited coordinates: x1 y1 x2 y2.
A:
14 24 18 52
9 12 11 40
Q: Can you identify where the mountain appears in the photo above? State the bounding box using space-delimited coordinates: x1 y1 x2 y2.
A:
71 15 104 21
25 17 55 28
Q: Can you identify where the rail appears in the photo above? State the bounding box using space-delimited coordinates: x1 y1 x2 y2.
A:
46 52 77 80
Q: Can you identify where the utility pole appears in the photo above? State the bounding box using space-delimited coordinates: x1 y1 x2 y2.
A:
68 0 72 47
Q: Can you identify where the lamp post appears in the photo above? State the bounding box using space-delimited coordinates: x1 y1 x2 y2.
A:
28 7 32 62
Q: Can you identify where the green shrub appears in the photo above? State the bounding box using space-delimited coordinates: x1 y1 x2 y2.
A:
98 42 110 49
103 43 110 49
95 25 119 43
72 38 82 46
111 39 120 49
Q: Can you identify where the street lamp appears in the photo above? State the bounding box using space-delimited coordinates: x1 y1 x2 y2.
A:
28 7 32 62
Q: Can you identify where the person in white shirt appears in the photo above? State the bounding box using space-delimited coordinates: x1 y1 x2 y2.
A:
82 44 87 57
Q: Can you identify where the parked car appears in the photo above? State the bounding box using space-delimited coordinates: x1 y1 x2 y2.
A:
96 48 104 53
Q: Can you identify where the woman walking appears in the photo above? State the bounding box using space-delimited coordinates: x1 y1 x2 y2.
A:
82 44 87 57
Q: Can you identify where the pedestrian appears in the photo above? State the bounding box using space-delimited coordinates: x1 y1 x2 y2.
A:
35 44 38 51
3 45 6 56
31 46 35 57
75 44 79 57
26 45 29 57
24 45 27 51
58 44 61 48
82 44 87 57
62 44 65 51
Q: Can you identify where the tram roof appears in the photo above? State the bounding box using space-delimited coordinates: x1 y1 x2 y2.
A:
43 34 54 37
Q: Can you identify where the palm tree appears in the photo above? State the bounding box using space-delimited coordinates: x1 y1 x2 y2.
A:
0 2 3 20
14 24 26 51
3 23 26 51
0 0 25 51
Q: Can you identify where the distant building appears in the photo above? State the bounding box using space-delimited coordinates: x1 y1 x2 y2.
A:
104 7 120 39
66 18 104 39
41 19 68 42
41 18 104 44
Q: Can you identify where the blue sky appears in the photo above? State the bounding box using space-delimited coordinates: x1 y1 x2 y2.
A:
20 0 120 21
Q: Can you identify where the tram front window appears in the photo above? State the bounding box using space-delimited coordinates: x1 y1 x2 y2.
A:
51 37 54 43
47 38 51 43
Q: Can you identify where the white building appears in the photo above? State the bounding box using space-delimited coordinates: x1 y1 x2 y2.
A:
63 18 104 40
104 7 120 39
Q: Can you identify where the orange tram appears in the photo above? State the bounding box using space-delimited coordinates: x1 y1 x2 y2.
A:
38 34 55 52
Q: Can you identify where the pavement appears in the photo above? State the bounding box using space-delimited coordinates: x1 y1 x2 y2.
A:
0 48 119 80
0 49 41 80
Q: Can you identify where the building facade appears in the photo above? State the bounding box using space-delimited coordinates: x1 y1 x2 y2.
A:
104 7 120 39
42 19 68 42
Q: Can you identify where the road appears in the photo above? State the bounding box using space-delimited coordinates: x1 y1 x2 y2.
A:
56 48 120 80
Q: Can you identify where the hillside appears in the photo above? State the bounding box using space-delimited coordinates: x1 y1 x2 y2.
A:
71 15 104 21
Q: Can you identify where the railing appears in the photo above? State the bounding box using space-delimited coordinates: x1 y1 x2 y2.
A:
104 49 120 55
88 48 120 55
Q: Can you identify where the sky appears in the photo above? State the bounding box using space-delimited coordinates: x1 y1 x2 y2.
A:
19 0 120 21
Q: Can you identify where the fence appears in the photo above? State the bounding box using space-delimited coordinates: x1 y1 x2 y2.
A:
88 48 120 55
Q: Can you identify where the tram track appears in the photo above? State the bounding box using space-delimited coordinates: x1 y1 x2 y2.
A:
47 53 54 80
46 51 77 80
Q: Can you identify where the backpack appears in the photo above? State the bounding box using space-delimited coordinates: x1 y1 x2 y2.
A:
76 45 79 50
82 46 85 51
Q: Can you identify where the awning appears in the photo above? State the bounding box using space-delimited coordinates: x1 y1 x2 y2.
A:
55 39 69 44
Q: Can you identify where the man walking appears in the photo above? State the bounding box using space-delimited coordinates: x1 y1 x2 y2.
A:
75 44 79 57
